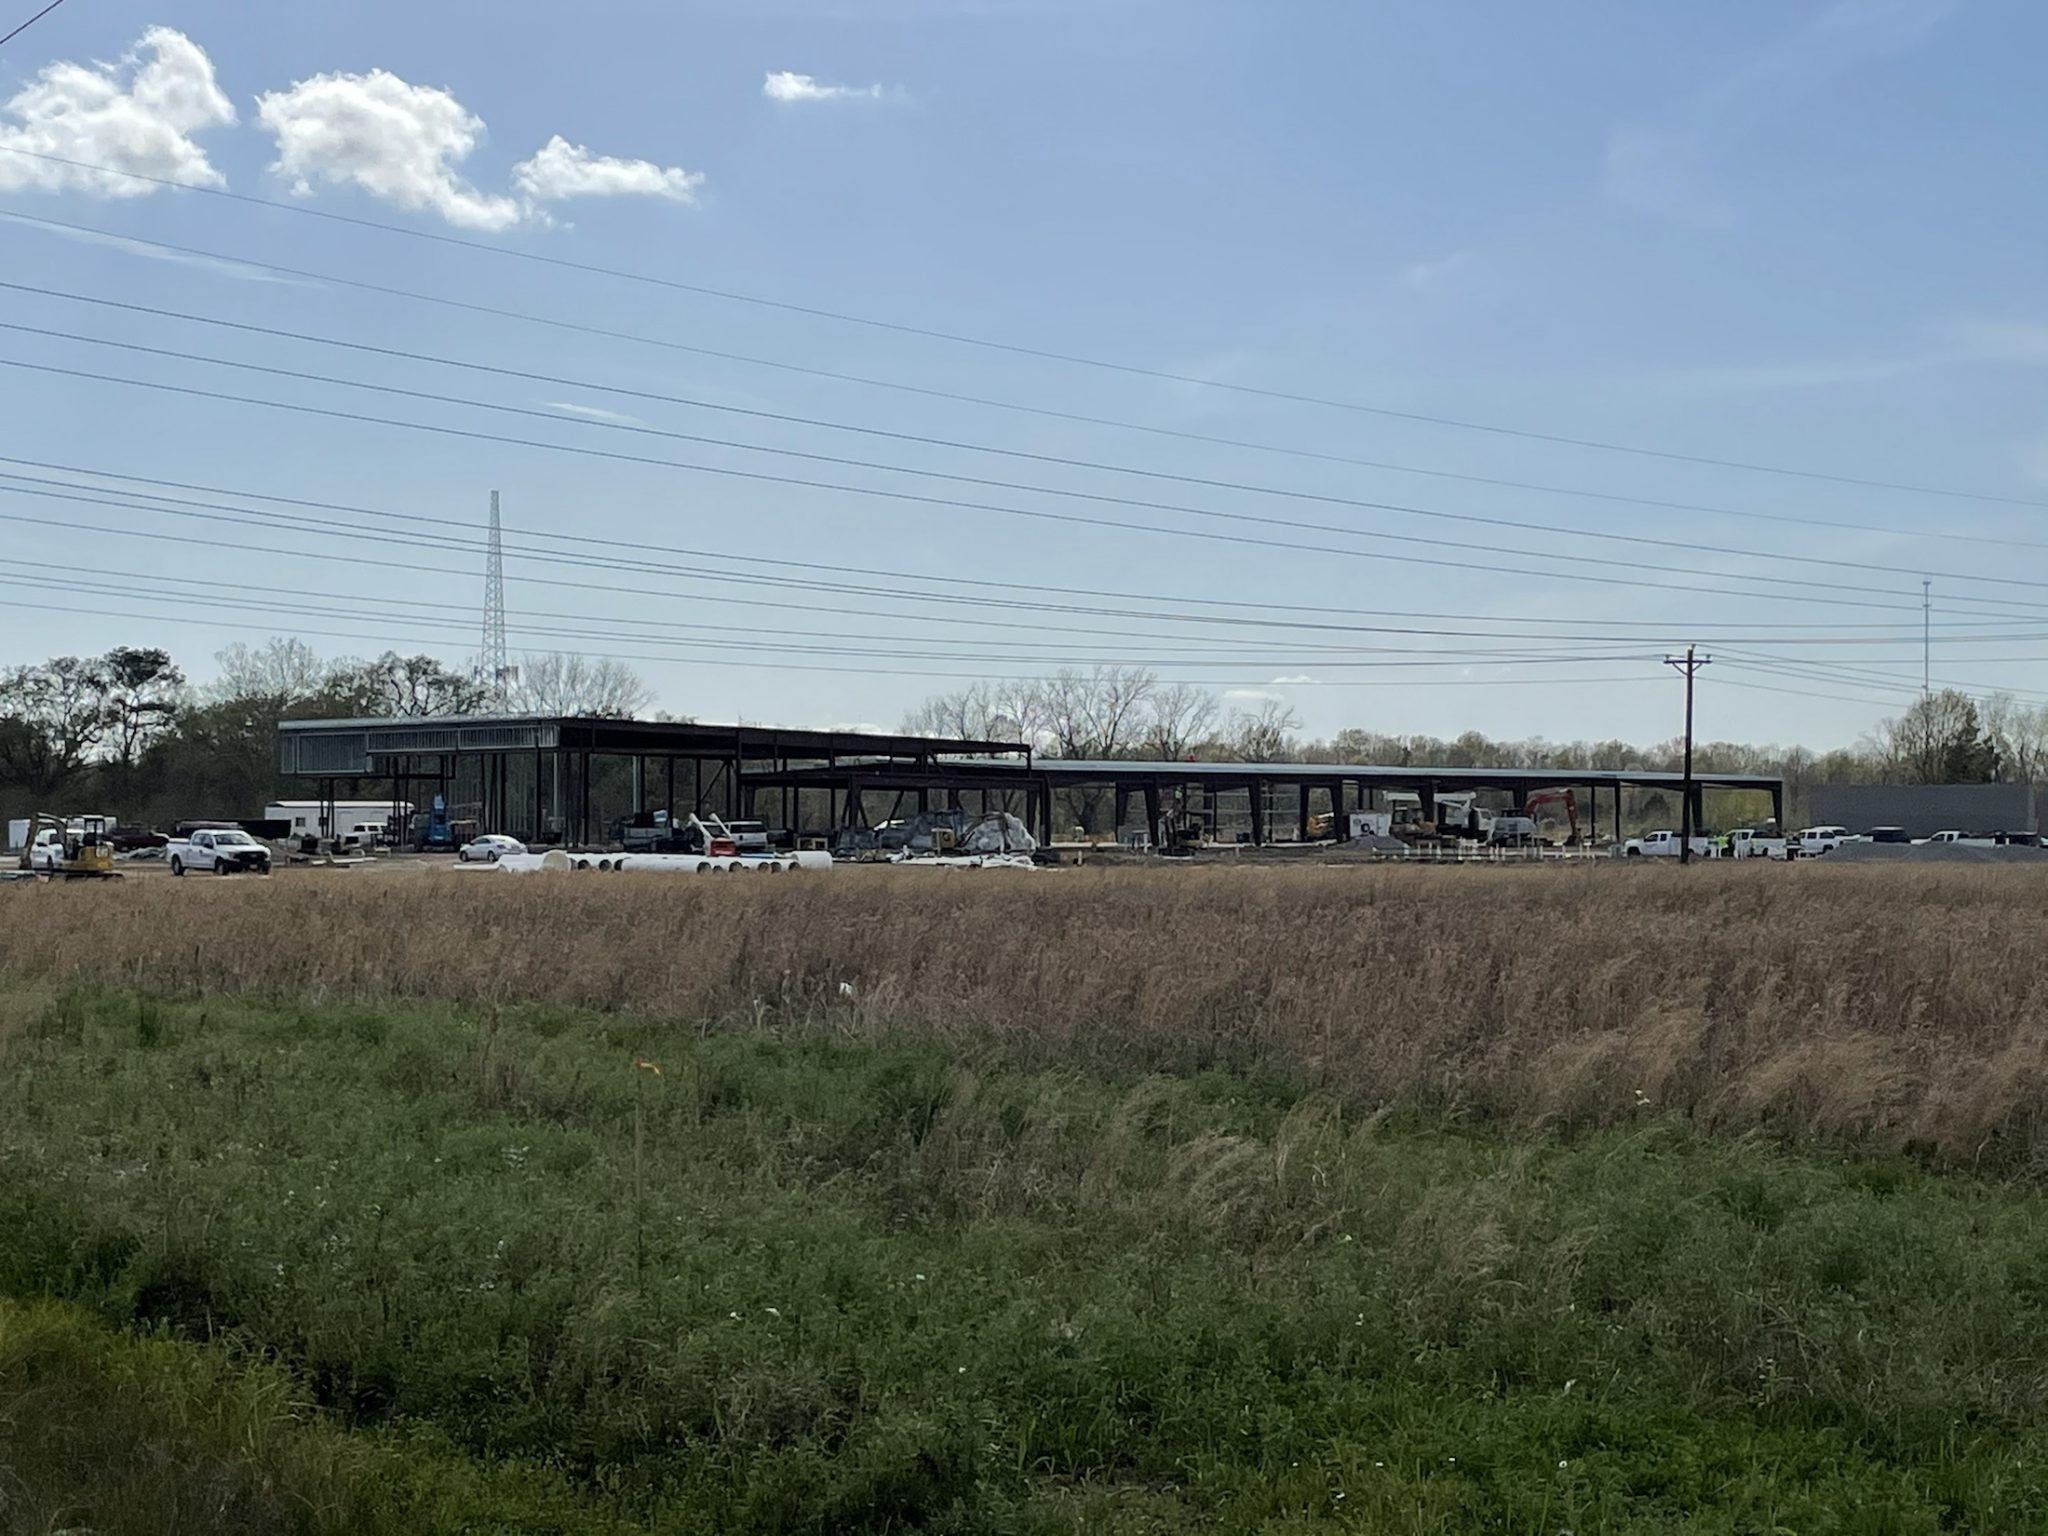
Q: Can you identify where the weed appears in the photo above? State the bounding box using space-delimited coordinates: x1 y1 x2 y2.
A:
3 989 2048 1530
6 864 2048 1163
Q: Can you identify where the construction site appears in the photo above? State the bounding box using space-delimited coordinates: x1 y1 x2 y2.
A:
268 711 1784 861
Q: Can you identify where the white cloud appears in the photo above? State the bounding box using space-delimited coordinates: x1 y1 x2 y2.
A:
512 135 702 205
0 210 313 284
543 400 644 426
0 26 234 197
255 69 701 230
1269 675 1314 685
255 68 522 230
763 70 884 103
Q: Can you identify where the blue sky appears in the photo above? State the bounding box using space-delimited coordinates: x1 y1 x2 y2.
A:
3 0 2046 749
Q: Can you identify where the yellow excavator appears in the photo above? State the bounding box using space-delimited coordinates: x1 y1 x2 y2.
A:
14 812 118 879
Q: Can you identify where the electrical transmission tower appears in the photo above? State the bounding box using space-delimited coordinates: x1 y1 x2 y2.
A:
482 489 511 703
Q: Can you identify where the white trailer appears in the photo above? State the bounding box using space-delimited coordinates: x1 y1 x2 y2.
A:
265 801 412 839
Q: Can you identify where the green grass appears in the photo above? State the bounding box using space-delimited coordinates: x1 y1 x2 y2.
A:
4 988 2048 1533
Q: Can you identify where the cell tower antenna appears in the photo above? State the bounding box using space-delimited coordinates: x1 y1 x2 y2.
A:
482 489 510 701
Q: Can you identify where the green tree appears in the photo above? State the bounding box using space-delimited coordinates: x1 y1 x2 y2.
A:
0 655 113 800
1880 690 1998 785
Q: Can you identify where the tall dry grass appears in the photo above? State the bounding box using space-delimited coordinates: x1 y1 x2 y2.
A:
8 863 2048 1164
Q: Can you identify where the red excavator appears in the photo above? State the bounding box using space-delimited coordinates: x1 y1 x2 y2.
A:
1524 789 1582 846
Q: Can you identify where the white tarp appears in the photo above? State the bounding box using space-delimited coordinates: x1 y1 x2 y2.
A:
959 812 1037 854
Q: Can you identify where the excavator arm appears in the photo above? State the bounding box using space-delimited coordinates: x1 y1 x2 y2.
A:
1523 790 1581 845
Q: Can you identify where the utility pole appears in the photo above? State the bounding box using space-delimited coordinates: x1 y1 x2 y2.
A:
1922 579 1931 697
1665 647 1712 865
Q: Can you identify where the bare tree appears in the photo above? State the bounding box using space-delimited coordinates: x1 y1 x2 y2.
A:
1139 681 1219 760
210 639 325 705
1036 666 1156 759
322 653 488 718
514 653 652 718
1984 693 2048 785
901 681 1045 745
1226 699 1302 762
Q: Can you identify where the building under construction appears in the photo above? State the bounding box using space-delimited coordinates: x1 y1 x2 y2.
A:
277 714 1784 848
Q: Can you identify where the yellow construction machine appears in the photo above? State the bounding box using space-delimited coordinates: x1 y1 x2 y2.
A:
14 812 119 879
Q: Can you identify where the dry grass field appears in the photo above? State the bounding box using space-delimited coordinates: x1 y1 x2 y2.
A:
7 860 2047 1166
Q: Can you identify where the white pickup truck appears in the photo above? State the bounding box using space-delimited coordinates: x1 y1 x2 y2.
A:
167 828 272 876
1726 827 1793 860
1620 830 1718 859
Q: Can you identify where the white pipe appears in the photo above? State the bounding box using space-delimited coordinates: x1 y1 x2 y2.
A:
492 850 831 876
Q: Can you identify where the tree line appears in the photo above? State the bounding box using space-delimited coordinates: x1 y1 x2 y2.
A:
0 639 652 831
5 641 2039 835
903 666 2048 822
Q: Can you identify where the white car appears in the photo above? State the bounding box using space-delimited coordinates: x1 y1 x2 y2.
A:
1796 825 1852 856
459 834 527 863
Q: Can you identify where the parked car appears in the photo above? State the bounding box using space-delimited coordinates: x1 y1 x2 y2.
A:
1620 830 1718 858
1862 826 1913 845
339 821 388 851
1797 826 1852 856
168 828 272 876
459 834 527 863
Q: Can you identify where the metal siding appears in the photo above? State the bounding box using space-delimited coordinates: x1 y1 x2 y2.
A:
292 732 371 775
1810 783 2034 838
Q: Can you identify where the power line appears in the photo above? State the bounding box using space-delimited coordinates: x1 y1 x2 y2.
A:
16 281 2048 587
9 453 2010 637
0 487 1680 654
15 486 2048 704
12 556 1679 666
0 480 1913 661
19 352 2043 621
0 143 2039 515
10 461 2048 674
0 0 71 51
15 208 2044 559
0 592 1682 690
1719 647 2048 705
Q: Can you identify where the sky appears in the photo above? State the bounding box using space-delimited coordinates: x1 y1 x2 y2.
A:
3 0 2047 751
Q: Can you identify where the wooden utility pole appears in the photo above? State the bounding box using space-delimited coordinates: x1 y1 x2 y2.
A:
1665 647 1711 865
